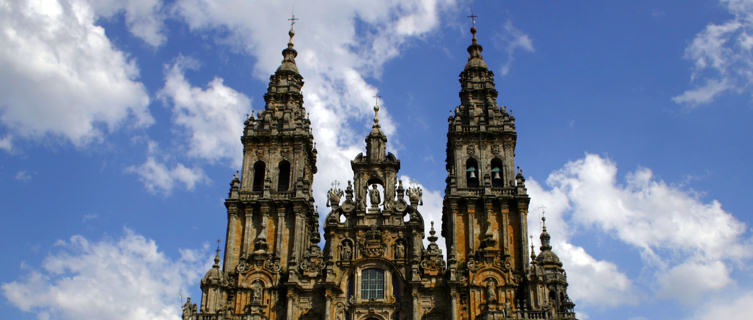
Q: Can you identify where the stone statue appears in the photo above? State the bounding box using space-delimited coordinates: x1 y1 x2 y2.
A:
395 241 405 259
485 278 498 304
182 297 196 320
341 241 352 260
369 184 381 207
251 281 263 303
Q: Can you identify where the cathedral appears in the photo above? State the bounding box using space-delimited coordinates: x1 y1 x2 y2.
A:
182 22 577 320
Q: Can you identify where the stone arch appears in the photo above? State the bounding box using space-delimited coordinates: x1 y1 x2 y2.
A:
252 161 265 192
466 158 479 187
277 160 290 191
491 158 504 187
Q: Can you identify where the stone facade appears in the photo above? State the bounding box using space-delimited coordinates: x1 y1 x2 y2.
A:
182 25 577 320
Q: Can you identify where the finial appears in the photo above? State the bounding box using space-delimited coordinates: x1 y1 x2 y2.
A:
373 94 381 125
541 215 547 232
214 240 221 265
428 221 438 243
468 10 478 42
287 13 299 45
530 235 535 258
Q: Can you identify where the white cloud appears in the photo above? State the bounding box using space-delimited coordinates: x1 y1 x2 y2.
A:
672 78 731 105
158 58 251 167
89 0 166 46
0 135 11 152
690 291 753 320
170 0 457 222
657 260 731 303
528 178 637 307
493 20 535 76
15 170 32 182
0 0 152 146
1 229 208 320
674 0 753 105
527 153 751 306
126 156 207 195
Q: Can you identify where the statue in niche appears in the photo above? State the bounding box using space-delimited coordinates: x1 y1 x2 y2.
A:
485 278 498 304
395 240 405 259
369 184 381 208
340 241 352 261
251 281 263 304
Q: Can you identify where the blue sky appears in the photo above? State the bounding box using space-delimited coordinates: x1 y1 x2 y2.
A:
1 0 752 319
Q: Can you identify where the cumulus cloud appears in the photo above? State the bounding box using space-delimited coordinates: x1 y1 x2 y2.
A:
674 0 753 106
0 0 152 146
690 291 753 320
0 135 11 152
158 58 251 167
127 156 207 195
1 229 208 320
657 260 731 303
528 178 638 307
89 0 166 46
493 20 535 76
527 153 752 306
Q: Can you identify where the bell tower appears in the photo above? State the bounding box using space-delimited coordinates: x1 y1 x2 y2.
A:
197 22 321 319
442 24 532 319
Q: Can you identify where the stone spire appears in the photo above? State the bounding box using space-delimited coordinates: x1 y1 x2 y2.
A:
535 216 562 268
214 240 221 266
539 217 552 251
448 23 514 136
366 99 387 162
465 25 488 70
261 19 305 116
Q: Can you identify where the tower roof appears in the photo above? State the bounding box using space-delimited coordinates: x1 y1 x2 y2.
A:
465 26 489 70
536 217 563 267
277 27 299 74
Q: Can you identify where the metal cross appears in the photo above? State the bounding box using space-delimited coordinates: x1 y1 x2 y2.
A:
288 13 299 29
373 94 381 107
468 10 478 26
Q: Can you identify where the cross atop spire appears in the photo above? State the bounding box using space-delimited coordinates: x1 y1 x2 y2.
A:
467 10 478 27
288 13 299 29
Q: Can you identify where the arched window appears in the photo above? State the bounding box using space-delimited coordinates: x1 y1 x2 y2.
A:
466 158 479 188
361 268 384 300
252 161 265 192
277 160 290 191
491 158 503 188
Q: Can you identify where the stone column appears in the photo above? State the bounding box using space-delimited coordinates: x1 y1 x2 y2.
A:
242 206 255 256
412 290 419 318
225 205 241 270
291 203 303 265
467 201 475 256
519 203 529 272
286 291 294 319
450 289 458 320
276 206 286 260
500 200 509 255
449 201 458 260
